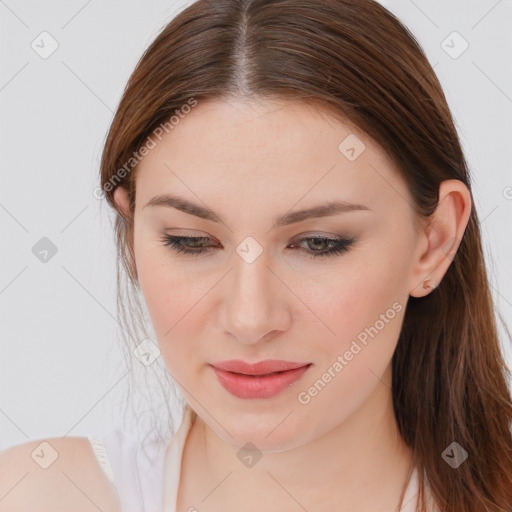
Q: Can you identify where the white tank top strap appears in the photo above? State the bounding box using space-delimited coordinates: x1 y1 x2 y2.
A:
88 434 115 483
163 404 197 512
87 428 168 512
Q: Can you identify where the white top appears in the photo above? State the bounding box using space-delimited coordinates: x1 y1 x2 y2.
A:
88 405 428 512
88 404 196 512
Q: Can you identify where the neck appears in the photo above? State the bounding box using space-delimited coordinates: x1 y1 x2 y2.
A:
179 364 415 512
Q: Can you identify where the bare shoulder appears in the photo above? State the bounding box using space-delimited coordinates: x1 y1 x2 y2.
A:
0 435 121 512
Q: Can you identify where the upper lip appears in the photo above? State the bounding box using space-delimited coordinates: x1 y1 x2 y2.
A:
210 359 311 375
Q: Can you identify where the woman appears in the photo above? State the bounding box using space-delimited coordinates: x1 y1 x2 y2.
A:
1 1 511 511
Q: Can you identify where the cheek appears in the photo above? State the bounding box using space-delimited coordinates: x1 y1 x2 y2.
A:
135 254 172 335
135 260 196 383
305 255 404 351
134 239 192 337
133 240 213 378
294 272 405 430
299 242 408 390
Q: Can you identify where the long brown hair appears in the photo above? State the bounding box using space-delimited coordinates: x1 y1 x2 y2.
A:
99 1 512 510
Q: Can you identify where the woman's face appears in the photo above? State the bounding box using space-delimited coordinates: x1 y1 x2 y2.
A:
128 98 424 451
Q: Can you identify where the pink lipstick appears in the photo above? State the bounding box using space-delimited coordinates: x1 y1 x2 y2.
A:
209 359 312 399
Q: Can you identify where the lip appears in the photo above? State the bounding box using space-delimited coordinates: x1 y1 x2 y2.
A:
209 360 312 399
212 359 310 375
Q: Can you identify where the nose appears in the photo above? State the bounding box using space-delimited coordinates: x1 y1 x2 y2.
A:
217 250 291 345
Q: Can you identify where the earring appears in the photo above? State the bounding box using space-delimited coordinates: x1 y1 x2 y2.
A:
422 279 436 291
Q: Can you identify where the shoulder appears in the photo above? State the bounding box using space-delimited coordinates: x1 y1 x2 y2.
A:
0 435 121 512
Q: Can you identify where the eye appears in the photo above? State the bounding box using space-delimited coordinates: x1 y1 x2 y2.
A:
161 235 217 257
161 234 355 259
288 234 355 259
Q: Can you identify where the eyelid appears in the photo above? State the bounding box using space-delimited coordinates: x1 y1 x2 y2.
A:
164 229 348 239
290 231 349 240
162 230 353 245
161 231 356 260
165 229 212 237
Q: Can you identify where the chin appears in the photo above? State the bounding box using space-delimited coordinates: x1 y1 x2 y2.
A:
211 412 314 453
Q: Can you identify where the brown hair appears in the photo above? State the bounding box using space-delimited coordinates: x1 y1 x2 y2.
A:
99 1 512 510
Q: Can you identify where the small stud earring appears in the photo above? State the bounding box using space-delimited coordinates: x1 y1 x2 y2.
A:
422 279 437 291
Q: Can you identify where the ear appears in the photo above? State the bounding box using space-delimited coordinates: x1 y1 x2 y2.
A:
112 185 138 280
409 179 472 297
112 185 132 221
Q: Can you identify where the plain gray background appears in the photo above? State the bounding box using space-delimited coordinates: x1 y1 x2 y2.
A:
1 0 511 450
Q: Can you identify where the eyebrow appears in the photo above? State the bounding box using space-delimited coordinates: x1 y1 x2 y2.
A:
142 193 372 228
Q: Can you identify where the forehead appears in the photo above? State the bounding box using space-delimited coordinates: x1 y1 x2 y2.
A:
134 98 410 218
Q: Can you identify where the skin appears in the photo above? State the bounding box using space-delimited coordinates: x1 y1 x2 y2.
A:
0 438 122 511
113 98 471 511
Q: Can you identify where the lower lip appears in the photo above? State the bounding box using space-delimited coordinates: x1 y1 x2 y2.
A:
210 364 312 399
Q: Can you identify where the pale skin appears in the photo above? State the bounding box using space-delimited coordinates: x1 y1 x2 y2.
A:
0 98 471 512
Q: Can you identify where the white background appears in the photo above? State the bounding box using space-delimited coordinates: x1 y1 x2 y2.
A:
1 0 511 450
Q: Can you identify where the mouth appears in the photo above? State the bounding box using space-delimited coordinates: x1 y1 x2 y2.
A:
209 360 313 399
211 359 311 375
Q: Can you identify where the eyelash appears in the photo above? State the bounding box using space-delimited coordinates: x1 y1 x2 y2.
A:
161 234 355 259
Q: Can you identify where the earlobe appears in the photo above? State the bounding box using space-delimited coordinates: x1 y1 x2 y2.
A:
409 179 472 298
